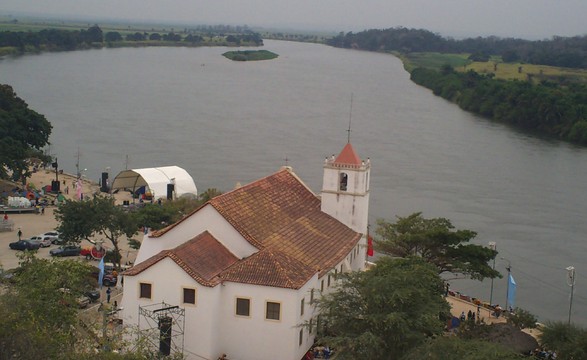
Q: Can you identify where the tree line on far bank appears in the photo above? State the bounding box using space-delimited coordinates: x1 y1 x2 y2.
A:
325 27 587 146
326 27 587 69
0 25 263 53
410 66 587 144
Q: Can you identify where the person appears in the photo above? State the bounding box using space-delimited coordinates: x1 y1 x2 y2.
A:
3 213 7 221
41 205 45 215
467 310 473 321
17 228 22 241
113 300 118 310
445 282 450 296
494 305 502 318
323 346 331 359
106 287 112 303
476 304 481 319
460 311 466 322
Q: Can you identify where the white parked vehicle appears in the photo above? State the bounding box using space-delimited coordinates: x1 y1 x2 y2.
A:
41 231 61 244
29 235 53 248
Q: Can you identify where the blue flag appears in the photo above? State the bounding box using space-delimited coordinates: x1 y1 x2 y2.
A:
508 274 517 309
98 257 105 289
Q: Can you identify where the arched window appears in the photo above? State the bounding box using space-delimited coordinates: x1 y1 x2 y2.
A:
339 173 348 191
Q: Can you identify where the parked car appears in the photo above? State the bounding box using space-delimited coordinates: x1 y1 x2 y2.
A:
84 289 101 303
50 245 82 257
59 288 90 308
9 239 41 251
29 235 53 248
42 231 61 244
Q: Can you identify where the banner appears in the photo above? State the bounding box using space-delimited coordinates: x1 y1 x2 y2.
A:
507 274 517 310
98 257 105 289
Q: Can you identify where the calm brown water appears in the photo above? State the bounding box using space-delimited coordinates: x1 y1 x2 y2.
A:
2 40 586 324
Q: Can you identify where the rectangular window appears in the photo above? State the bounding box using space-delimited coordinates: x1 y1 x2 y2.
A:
309 318 314 334
340 264 343 273
310 289 314 304
183 288 196 305
139 283 152 299
334 268 338 276
300 298 305 316
320 280 324 292
236 298 250 317
266 301 281 320
327 275 331 287
299 328 304 346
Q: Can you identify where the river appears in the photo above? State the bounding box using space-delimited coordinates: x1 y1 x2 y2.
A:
1 40 586 325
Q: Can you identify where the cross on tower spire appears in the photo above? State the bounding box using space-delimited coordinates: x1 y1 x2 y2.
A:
347 93 353 143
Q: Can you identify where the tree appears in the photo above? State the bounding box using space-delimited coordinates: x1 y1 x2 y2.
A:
375 212 500 280
105 31 123 42
55 195 138 269
0 254 96 358
0 84 52 181
315 257 450 360
507 307 538 329
540 322 587 360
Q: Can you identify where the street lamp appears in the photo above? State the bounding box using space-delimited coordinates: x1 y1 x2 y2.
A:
501 257 511 311
488 242 497 305
566 266 576 325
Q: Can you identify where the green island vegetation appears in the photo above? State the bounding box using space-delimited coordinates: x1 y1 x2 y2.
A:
326 28 587 145
222 49 278 61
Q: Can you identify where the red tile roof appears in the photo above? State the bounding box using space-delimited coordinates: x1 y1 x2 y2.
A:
334 143 362 166
131 168 362 289
123 231 238 287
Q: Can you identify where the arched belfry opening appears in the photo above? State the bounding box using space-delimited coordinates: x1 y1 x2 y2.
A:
339 172 348 191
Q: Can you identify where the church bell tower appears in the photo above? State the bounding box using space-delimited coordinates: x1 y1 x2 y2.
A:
321 143 370 238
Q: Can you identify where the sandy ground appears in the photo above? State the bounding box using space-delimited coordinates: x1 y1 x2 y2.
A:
0 169 137 271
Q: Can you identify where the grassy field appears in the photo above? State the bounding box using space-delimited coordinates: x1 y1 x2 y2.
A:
402 52 587 84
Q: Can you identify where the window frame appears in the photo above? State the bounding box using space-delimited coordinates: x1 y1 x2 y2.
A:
235 297 251 317
139 282 152 299
265 300 281 321
182 287 197 306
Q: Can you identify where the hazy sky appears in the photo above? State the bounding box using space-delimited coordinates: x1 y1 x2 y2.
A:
3 0 587 39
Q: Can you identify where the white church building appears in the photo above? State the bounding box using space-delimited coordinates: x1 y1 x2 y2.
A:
120 143 371 360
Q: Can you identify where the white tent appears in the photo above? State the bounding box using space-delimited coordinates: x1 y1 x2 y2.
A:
110 166 197 200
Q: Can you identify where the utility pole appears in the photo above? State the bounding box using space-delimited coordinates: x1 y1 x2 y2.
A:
566 266 576 325
488 242 497 305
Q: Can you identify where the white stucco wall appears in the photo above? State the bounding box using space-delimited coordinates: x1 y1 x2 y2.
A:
321 164 370 237
135 204 258 264
120 259 321 360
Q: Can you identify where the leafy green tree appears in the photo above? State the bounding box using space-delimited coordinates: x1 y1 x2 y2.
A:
375 212 500 280
403 337 524 360
507 307 538 329
55 195 139 269
0 254 95 359
540 322 587 360
0 84 52 181
105 31 123 42
315 257 450 360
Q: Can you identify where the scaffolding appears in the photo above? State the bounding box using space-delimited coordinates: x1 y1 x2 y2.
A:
138 302 185 357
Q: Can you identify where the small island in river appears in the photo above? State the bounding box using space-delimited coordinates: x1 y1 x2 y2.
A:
222 50 278 61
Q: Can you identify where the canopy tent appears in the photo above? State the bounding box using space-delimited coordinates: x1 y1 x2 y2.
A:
110 166 197 200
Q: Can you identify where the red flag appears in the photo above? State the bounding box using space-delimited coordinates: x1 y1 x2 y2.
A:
367 235 374 257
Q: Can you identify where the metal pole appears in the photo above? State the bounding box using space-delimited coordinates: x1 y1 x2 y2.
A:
501 257 511 312
566 266 575 325
489 242 497 305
